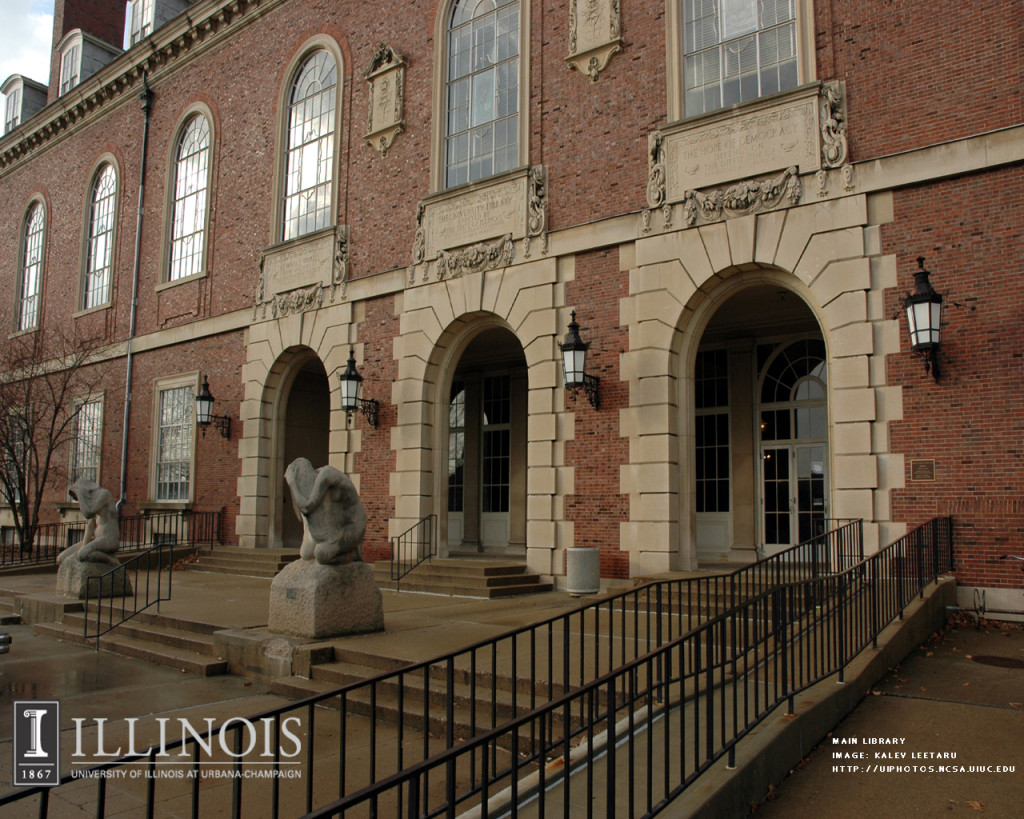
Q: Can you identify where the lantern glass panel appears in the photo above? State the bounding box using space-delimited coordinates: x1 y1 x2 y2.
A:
340 377 360 410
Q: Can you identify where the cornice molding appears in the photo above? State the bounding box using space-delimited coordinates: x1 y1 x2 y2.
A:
0 0 284 174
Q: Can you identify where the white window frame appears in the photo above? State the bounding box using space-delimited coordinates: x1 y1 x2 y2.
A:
166 112 212 283
4 86 20 134
16 201 45 333
128 0 155 46
82 162 118 310
431 0 530 192
70 395 104 486
59 41 82 95
150 375 197 503
666 0 815 122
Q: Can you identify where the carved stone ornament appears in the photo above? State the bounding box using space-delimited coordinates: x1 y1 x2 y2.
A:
819 81 848 169
566 0 623 81
254 225 348 320
364 43 407 157
681 166 802 227
524 165 549 257
436 234 515 279
407 167 546 280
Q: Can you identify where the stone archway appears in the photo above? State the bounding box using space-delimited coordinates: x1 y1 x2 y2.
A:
688 283 828 564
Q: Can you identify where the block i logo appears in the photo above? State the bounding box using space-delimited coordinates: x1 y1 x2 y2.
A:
13 701 60 787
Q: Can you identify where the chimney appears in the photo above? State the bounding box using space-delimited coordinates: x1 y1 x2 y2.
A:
48 0 125 103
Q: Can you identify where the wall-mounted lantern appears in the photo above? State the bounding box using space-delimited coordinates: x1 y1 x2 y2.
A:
195 376 231 439
559 311 600 410
337 348 380 428
904 256 943 380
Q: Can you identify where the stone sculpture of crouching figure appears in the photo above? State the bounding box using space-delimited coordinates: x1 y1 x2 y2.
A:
57 478 121 567
285 458 366 565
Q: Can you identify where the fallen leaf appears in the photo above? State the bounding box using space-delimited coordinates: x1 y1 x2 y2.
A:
962 682 970 687
966 800 985 812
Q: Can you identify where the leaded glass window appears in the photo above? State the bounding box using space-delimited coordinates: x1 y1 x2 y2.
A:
84 164 116 309
155 386 192 501
282 50 337 241
18 203 44 331
683 0 797 117
169 115 210 281
445 0 520 188
71 399 103 485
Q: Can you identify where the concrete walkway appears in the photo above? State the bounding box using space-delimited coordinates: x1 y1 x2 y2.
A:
752 616 1024 819
0 567 1021 817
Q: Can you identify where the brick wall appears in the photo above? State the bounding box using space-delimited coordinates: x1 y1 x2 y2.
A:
885 167 1024 589
353 294 399 563
564 248 631 578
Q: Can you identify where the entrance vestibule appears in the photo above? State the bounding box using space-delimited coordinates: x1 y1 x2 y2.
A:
444 327 528 557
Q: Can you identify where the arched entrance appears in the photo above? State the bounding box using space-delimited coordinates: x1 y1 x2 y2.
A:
279 356 331 549
692 284 829 563
443 326 528 557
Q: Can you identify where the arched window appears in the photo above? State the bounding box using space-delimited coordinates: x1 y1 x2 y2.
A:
84 164 117 309
282 50 337 241
17 203 45 331
444 0 520 188
169 115 211 281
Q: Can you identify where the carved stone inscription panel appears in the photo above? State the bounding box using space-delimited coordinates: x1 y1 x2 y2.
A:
664 92 820 199
262 229 336 297
423 175 528 259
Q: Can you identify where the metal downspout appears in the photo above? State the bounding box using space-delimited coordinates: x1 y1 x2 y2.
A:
117 77 153 513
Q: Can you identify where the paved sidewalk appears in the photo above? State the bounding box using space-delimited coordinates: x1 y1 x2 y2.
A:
753 617 1024 819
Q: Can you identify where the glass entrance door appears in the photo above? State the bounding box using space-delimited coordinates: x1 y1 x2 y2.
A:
758 339 829 555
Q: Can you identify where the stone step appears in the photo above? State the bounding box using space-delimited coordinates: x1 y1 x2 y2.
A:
56 611 221 655
0 613 20 626
190 548 301 578
35 621 229 676
370 560 553 598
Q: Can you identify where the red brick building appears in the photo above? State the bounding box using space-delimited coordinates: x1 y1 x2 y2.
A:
1 0 1021 615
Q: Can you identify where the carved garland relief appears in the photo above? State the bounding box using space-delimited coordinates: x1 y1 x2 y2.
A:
643 83 853 232
407 167 548 284
566 0 623 81
364 44 407 157
254 226 349 320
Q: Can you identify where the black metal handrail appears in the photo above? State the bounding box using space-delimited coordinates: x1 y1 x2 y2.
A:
0 509 222 568
84 543 175 642
391 513 437 588
0 518 865 817
307 517 953 817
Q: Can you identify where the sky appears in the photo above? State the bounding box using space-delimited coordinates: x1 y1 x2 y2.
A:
0 0 55 89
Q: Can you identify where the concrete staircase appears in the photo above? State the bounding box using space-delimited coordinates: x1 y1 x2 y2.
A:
35 609 229 676
271 644 574 749
189 547 301 578
371 558 553 598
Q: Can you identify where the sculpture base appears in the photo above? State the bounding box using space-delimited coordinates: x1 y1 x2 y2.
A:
56 558 133 600
269 560 383 639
